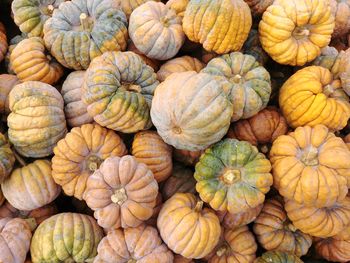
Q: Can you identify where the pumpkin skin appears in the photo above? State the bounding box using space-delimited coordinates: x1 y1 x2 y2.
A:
119 0 160 19
30 213 103 263
165 0 189 18
173 149 205 167
151 71 233 151
259 0 335 66
83 51 159 133
157 193 221 259
0 132 15 184
174 255 194 263
183 0 252 54
0 22 7 63
255 251 303 263
52 123 127 200
83 155 158 229
94 224 173 263
43 0 128 70
0 189 4 207
145 192 162 227
314 237 350 262
127 40 160 71
270 125 350 207
195 138 273 214
5 34 27 74
330 0 350 38
244 0 273 17
0 74 20 118
339 48 350 96
202 52 271 121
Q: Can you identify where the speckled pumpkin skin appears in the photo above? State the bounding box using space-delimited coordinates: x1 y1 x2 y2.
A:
119 0 160 19
83 51 159 133
0 133 15 184
183 0 252 54
315 236 350 262
7 81 67 158
0 22 7 63
202 52 271 121
254 251 303 263
43 0 128 70
259 0 335 66
195 139 273 214
0 74 20 118
330 0 350 38
30 213 103 263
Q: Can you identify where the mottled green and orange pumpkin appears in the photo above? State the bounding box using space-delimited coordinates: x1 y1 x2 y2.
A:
0 132 15 184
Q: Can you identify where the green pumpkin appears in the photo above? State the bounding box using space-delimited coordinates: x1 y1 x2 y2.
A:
255 251 303 263
0 133 15 184
194 138 273 214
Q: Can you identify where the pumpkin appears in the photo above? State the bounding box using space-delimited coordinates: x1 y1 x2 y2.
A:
30 213 103 263
10 37 63 84
94 224 173 262
131 130 173 183
7 81 67 158
270 125 350 207
129 1 185 60
0 74 20 118
61 71 93 127
183 0 252 54
157 56 204 82
339 48 350 96
195 138 273 214
0 22 7 63
151 71 233 151
0 189 4 207
145 192 162 227
242 29 269 66
43 0 128 70
259 0 335 66
174 255 194 263
0 132 15 184
173 149 205 167
201 52 271 121
255 251 303 263
4 34 27 74
330 0 350 38
244 0 273 17
119 0 160 19
83 155 158 229
165 0 189 18
157 193 221 259
83 51 159 133
127 40 160 71
52 123 127 200
314 237 350 262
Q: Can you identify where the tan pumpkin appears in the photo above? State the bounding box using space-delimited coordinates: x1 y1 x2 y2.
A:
330 0 350 38
165 0 189 18
118 0 161 19
173 148 205 167
127 40 160 71
0 74 20 118
0 132 15 184
4 34 27 74
314 237 350 262
0 22 7 63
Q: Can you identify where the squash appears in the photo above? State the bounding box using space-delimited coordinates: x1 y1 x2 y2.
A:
129 1 185 60
157 56 204 82
201 52 271 121
43 0 128 70
165 0 189 19
244 0 273 17
157 193 221 259
52 123 127 200
151 71 233 151
330 0 350 38
83 51 159 133
339 48 350 96
173 149 205 167
10 37 63 84
61 71 93 127
255 251 303 263
83 155 158 229
7 81 67 158
183 0 252 54
4 34 27 74
0 74 20 119
259 0 335 66
279 66 350 130
270 125 350 207
119 0 160 19
195 138 273 214
94 224 173 262
0 132 15 184
145 192 162 227
131 130 173 183
314 237 350 263
242 29 269 66
0 22 7 63
127 40 160 71
30 213 103 263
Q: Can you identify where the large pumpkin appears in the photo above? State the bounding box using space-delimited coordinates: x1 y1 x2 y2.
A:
0 74 20 118
259 0 335 66
202 52 271 121
151 71 233 151
0 22 7 63
0 132 15 184
83 51 159 133
52 123 127 200
314 236 350 262
195 139 273 214
43 0 128 70
255 251 303 263
183 0 252 54
157 193 221 259
330 0 350 38
270 125 350 207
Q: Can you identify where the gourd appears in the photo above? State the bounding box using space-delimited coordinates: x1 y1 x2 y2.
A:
244 0 273 17
0 132 15 184
314 236 350 262
43 0 128 70
4 34 27 74
165 0 189 18
119 0 160 19
145 192 162 227
0 74 20 118
127 40 160 71
173 149 205 167
52 123 127 200
330 0 350 38
255 251 303 263
0 22 7 63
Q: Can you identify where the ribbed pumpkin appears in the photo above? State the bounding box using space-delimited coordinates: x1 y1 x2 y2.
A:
0 22 7 63
94 224 173 262
157 193 221 259
339 48 350 96
43 0 128 70
151 71 233 151
52 123 127 200
330 0 350 38
83 155 158 229
119 0 160 19
174 255 194 263
131 130 172 183
183 0 252 54
173 148 205 167
157 56 204 82
195 139 273 214
0 132 15 184
5 34 26 74
202 52 271 121
83 51 159 133
255 251 303 263
242 29 269 66
270 125 350 207
129 1 185 60
314 236 350 262
127 40 160 71
259 0 335 66
244 0 273 17
0 74 20 118
30 213 103 263
165 0 189 18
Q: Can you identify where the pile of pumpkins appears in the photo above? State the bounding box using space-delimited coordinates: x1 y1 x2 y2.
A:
1 0 350 262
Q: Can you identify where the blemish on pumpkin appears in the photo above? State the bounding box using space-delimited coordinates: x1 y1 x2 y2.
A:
111 187 128 205
221 169 241 184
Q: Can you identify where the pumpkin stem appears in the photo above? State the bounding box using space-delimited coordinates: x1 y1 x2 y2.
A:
172 126 182 134
286 223 297 232
86 155 103 172
80 13 91 31
231 74 242 84
222 169 241 185
300 146 319 166
47 4 54 14
260 144 269 154
216 244 228 257
194 200 204 213
13 150 26 167
323 84 335 96
293 27 310 39
111 187 128 205
23 218 37 232
120 83 142 93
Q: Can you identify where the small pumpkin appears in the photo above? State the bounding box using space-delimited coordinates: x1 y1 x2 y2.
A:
314 237 350 263
330 0 350 38
165 0 189 18
0 22 7 63
173 148 205 167
127 40 160 71
255 251 303 263
0 132 15 184
0 74 20 118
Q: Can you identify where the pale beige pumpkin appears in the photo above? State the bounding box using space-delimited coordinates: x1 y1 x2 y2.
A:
0 74 20 118
330 0 350 38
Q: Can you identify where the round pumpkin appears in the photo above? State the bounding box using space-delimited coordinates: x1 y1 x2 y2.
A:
0 132 15 184
30 213 103 263
195 138 273 214
52 123 127 200
151 71 233 151
255 251 303 263
0 74 20 118
43 0 128 70
173 148 205 167
157 193 221 259
127 40 160 71
83 51 158 133
201 52 271 121
183 0 252 54
94 224 173 262
330 0 350 38
0 22 7 63
165 0 189 18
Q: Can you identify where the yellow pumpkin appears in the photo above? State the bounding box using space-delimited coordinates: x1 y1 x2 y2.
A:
119 0 160 19
0 22 7 63
165 0 189 18
0 132 15 184
0 74 20 118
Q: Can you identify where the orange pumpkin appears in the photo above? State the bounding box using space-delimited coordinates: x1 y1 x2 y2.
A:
315 236 350 262
0 74 20 119
0 22 7 63
145 192 163 227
